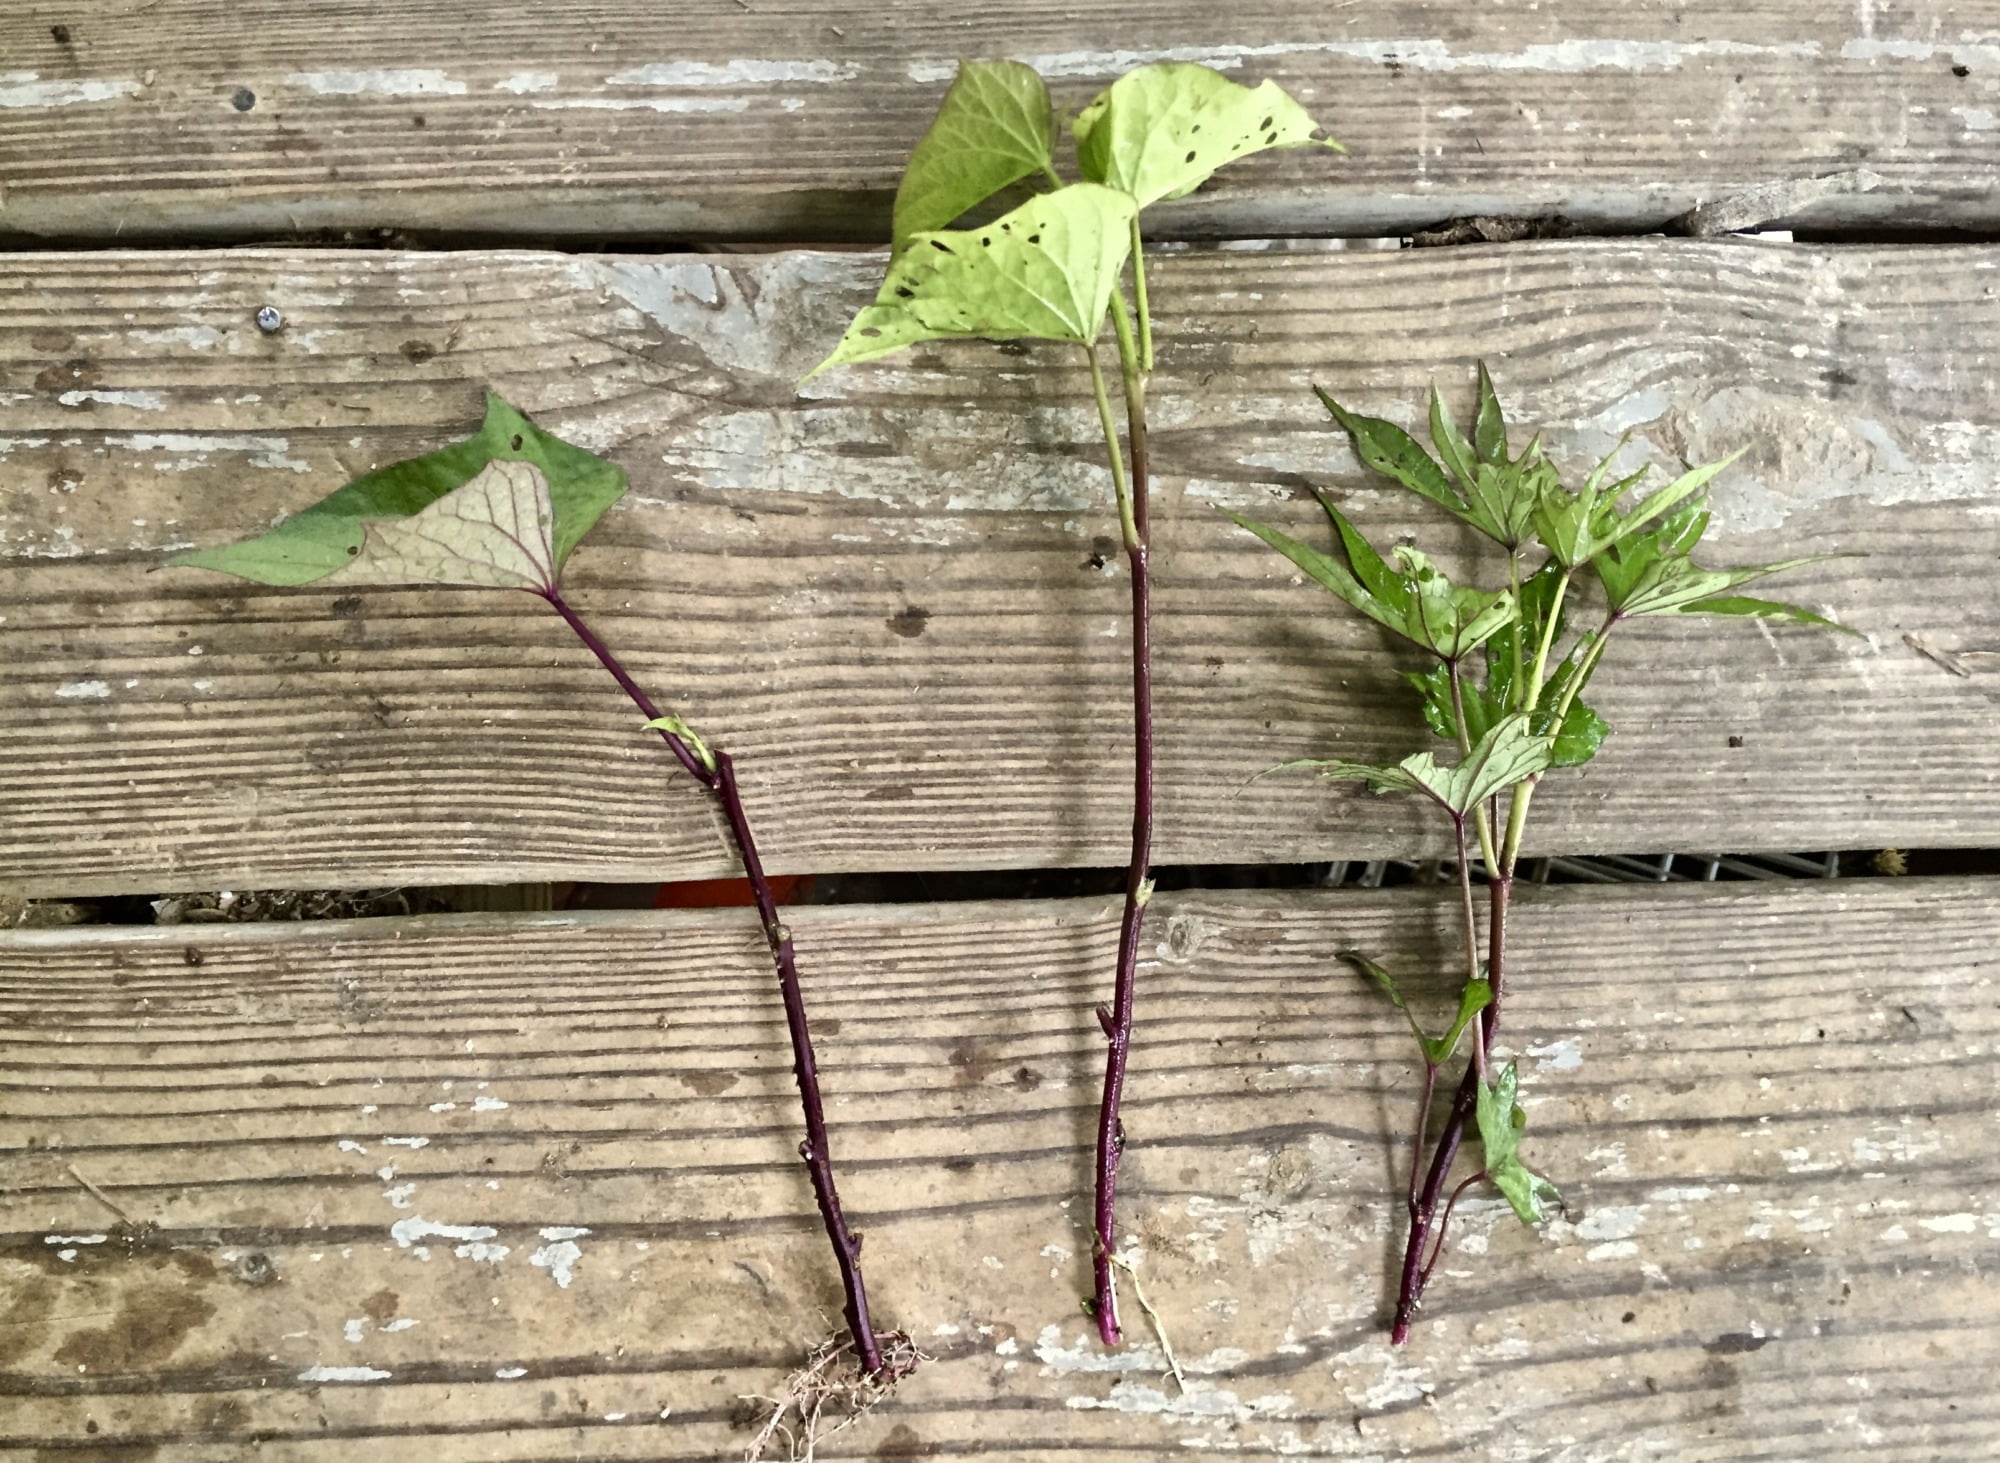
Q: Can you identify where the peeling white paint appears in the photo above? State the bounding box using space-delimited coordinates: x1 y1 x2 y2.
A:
44 1234 108 1245
343 1318 368 1344
286 69 467 97
1578 1205 1646 1242
1032 1324 1251 1380
471 1095 510 1111
605 60 855 86
131 325 225 350
495 71 559 94
299 1365 391 1383
1065 1379 1295 1422
55 681 111 700
1951 105 1999 132
1527 1036 1582 1071
383 1135 430 1149
531 96 748 114
531 1226 589 1288
109 433 310 474
908 37 1819 84
1650 1186 1713 1204
391 1218 497 1250
0 71 142 108
58 389 165 411
495 1365 528 1379
1919 1212 1978 1233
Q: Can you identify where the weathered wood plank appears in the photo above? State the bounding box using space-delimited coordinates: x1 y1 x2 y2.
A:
2 2 1997 242
1 880 1994 1457
3 238 1984 891
4 240 1995 894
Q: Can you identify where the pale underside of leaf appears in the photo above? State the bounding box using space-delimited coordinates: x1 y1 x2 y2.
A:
807 184 1138 378
1073 62 1336 208
166 393 627 588
329 459 558 594
892 60 1055 253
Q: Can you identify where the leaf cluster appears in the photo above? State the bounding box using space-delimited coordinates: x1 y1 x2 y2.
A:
1237 368 1848 1228
1238 368 1847 813
809 60 1339 377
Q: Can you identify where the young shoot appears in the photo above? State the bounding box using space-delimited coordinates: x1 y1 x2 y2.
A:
165 393 910 1381
810 58 1340 1345
1229 367 1849 1342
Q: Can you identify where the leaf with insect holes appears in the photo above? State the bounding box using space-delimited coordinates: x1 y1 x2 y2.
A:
328 458 559 593
1073 62 1340 208
892 61 1055 253
1280 713 1554 817
166 394 626 588
1224 501 1516 661
807 184 1138 378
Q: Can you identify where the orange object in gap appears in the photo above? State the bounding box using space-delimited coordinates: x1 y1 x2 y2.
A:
654 876 811 909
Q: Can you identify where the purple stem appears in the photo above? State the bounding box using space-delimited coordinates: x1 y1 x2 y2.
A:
1091 366 1154 1346
542 588 890 1378
1390 871 1513 1346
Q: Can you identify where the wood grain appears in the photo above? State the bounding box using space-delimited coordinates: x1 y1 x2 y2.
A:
2 2 1997 242
4 240 1996 896
1 879 1995 1458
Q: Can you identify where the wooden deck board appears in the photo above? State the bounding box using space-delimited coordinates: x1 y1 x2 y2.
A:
4 240 1997 895
2 2 1998 242
1 879 1995 1457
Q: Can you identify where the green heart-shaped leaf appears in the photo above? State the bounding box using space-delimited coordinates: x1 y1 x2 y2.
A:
892 61 1055 253
1073 62 1339 208
808 183 1139 378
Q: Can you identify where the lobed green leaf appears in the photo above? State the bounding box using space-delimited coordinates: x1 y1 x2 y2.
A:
1286 713 1553 817
1326 378 1544 549
1226 504 1516 661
